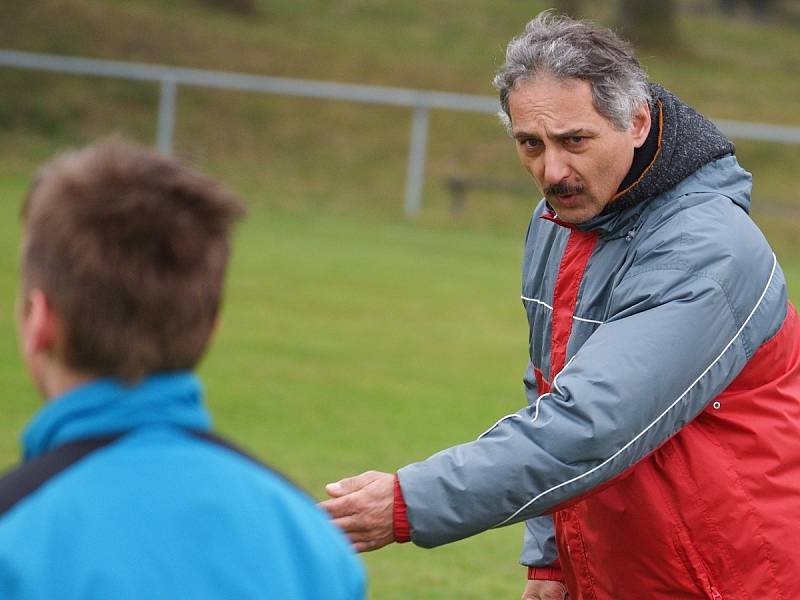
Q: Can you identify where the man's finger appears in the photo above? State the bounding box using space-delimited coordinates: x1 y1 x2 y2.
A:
522 580 568 600
352 537 392 553
325 470 383 498
328 515 371 535
319 495 357 519
352 540 376 553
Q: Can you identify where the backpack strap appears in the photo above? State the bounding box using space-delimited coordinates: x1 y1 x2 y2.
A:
0 429 306 518
0 435 122 518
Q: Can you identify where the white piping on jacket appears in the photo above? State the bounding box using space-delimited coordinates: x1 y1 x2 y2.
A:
521 296 553 311
521 295 604 325
530 356 574 423
550 356 573 397
496 254 778 527
478 414 522 439
573 315 605 325
479 356 577 442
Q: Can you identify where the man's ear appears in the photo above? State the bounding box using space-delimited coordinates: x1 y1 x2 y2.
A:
20 289 60 358
630 103 652 149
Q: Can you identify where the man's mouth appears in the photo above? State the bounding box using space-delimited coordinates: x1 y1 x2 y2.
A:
545 183 585 208
555 194 581 208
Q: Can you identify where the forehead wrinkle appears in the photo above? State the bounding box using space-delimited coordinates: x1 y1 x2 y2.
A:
509 76 603 139
510 96 595 130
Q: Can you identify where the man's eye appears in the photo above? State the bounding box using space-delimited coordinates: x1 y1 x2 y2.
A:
566 136 586 146
522 139 541 149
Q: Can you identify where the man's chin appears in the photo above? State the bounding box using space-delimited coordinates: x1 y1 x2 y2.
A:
550 206 593 225
548 197 603 225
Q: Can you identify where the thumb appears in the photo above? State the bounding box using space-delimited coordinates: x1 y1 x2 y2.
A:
325 470 385 498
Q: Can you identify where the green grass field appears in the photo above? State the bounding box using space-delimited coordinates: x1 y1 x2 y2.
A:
0 172 531 597
2 0 800 225
2 1 800 597
209 210 532 597
1 168 798 598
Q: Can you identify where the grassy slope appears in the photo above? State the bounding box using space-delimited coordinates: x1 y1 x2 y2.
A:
1 2 800 597
1 0 799 225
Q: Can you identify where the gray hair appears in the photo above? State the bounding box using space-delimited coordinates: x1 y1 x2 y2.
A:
493 11 651 132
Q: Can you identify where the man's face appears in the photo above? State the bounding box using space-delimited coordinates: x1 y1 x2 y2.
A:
509 75 650 224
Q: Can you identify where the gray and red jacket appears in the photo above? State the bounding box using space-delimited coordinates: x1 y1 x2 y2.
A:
393 85 800 598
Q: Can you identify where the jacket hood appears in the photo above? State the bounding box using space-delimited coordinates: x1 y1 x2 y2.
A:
572 84 736 237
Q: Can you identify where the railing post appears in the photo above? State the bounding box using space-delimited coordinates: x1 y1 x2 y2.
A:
156 77 177 155
404 105 430 217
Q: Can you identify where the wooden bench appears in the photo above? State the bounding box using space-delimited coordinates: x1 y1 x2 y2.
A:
444 176 534 215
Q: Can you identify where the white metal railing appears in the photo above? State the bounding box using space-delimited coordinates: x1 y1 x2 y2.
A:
2 49 800 216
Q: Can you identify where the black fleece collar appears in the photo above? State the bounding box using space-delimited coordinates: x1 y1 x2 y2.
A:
615 100 663 197
575 84 735 237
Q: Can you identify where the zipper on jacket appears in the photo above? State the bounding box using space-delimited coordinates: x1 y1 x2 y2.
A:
672 528 725 600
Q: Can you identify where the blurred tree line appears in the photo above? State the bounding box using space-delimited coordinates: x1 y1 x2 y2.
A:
199 0 797 37
200 0 259 14
554 0 793 48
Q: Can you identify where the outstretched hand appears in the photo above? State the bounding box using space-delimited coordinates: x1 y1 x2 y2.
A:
320 470 396 553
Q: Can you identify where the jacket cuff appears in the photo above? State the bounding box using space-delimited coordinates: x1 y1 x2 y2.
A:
527 561 564 581
393 475 411 543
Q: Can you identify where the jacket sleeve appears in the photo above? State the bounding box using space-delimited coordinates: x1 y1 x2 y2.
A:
520 515 558 567
397 259 784 548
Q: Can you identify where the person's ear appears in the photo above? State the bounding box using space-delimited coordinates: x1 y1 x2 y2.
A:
20 289 60 358
630 104 652 149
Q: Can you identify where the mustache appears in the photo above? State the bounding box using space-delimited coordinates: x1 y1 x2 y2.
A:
545 182 585 197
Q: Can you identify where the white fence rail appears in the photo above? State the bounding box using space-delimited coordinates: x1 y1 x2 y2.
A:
2 49 800 216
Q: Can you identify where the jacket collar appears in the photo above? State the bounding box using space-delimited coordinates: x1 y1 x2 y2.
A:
22 371 211 461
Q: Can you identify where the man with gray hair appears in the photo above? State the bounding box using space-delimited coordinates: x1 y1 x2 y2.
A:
322 11 800 599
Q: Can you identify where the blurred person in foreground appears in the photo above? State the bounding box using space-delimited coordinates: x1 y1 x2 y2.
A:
322 11 800 600
0 139 364 599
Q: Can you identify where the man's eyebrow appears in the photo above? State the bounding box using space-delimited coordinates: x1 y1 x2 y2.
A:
512 131 540 141
512 128 595 141
552 128 594 138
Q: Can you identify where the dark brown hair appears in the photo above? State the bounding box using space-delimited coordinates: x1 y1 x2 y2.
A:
21 138 246 381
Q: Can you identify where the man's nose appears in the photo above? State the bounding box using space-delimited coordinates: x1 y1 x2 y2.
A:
541 149 572 186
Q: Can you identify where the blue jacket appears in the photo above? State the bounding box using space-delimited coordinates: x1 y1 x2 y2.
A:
0 372 365 599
